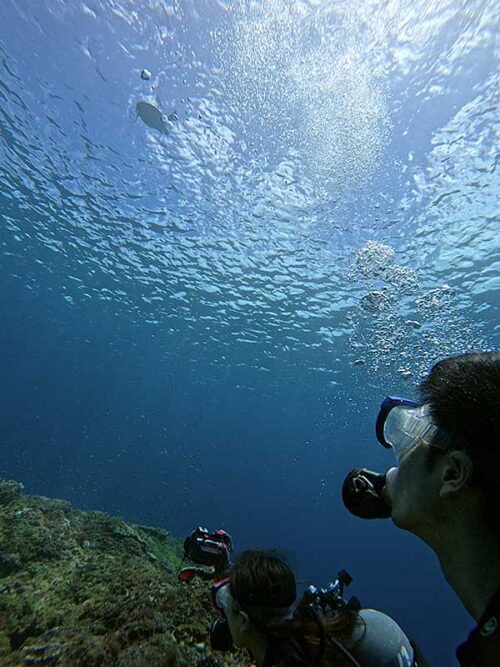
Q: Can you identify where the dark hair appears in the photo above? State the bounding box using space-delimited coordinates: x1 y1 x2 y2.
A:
230 549 296 612
230 549 360 666
419 351 500 531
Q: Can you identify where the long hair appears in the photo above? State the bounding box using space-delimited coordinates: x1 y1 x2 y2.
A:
229 549 361 666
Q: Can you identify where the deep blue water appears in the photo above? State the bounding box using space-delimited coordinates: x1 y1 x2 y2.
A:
1 1 499 665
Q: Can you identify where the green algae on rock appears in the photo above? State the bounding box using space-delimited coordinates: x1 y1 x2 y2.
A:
0 480 251 667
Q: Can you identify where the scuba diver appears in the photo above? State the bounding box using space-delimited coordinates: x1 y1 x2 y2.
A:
342 352 500 667
180 531 427 666
179 526 233 582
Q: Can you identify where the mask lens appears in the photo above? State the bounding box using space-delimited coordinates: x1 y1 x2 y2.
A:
212 579 231 615
209 580 235 653
384 405 421 456
384 403 451 459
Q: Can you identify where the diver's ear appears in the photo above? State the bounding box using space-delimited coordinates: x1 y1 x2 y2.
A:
439 450 474 497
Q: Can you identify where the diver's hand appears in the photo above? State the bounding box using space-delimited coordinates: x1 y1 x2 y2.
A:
342 468 392 519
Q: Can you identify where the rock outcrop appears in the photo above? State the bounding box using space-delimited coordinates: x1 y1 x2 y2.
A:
0 480 249 666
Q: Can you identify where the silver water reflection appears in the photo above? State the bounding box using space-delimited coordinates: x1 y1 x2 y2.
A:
0 0 498 384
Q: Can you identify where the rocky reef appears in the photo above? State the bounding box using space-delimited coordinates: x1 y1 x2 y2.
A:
0 480 251 666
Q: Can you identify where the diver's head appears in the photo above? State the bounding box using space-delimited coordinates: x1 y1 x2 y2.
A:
417 352 500 535
211 550 295 661
382 352 500 539
343 351 500 538
376 397 455 535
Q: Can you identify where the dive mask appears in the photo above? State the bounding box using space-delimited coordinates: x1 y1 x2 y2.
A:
210 578 235 652
212 578 232 615
376 396 453 460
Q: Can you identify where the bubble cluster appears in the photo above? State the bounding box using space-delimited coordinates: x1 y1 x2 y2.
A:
352 240 396 280
347 241 482 382
211 0 391 190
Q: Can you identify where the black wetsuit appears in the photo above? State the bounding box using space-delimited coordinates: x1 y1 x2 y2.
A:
456 587 500 666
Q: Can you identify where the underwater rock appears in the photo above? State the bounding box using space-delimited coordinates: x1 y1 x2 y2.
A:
0 555 21 578
0 479 251 667
0 479 24 505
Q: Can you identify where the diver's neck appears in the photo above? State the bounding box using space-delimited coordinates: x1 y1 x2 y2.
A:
430 519 500 622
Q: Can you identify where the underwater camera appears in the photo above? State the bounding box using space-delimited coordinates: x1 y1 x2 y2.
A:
183 526 232 570
179 526 233 583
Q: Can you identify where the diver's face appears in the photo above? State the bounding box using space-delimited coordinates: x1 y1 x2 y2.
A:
385 441 441 534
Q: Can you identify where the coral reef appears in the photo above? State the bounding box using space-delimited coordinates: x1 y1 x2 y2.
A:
0 480 251 666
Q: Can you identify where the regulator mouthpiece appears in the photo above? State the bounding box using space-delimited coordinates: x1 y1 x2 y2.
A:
342 468 391 519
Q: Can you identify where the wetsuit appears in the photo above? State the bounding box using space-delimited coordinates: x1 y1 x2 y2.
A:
456 587 500 666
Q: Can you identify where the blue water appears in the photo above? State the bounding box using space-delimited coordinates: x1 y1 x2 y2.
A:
1 1 499 665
